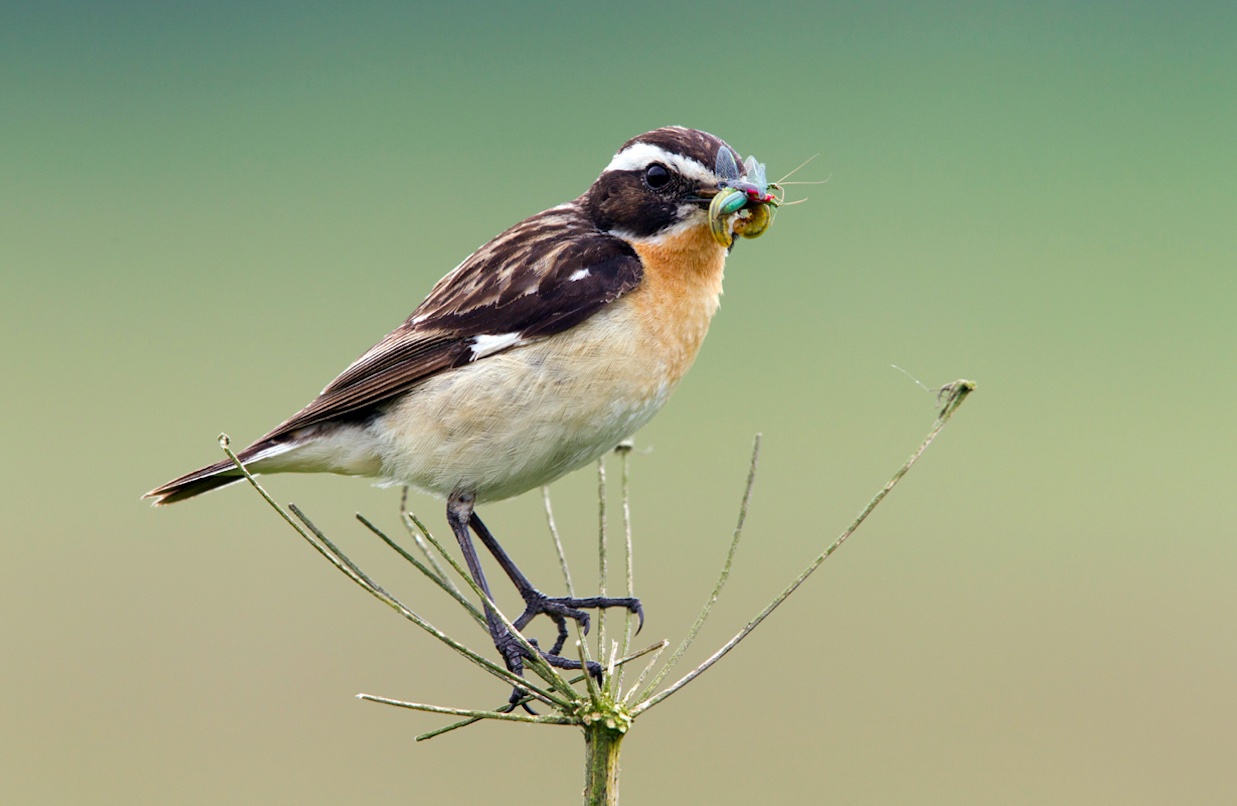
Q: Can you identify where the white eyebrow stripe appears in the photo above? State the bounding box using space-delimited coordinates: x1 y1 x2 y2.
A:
603 142 718 185
469 332 525 360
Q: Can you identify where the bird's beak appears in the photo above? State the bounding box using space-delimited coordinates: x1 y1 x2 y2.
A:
705 160 779 248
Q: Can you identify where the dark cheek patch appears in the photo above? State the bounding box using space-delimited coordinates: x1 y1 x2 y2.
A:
586 173 680 237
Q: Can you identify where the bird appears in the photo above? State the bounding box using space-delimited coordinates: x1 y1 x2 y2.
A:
145 126 779 697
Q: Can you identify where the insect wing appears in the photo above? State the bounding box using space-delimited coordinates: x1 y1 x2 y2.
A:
715 147 741 187
743 156 769 194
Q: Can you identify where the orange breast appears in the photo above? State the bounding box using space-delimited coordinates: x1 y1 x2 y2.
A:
626 224 729 388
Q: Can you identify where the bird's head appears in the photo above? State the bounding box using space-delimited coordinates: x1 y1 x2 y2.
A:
581 126 778 250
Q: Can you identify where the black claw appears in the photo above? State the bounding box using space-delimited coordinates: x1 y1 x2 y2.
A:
498 695 538 715
549 617 569 656
505 690 538 714
494 697 534 716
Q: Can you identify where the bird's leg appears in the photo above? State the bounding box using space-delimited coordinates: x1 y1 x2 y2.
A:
446 495 644 704
468 512 644 657
445 494 528 688
446 493 590 708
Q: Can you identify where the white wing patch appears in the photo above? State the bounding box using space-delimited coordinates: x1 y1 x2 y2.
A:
567 268 591 281
469 332 525 360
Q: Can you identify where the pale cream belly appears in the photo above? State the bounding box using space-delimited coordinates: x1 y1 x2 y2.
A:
371 298 687 502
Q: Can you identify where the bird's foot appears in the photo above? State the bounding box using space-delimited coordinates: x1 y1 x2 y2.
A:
514 591 644 656
492 593 643 708
493 632 603 712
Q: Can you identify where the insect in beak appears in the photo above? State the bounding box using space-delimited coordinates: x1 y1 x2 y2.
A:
708 149 781 248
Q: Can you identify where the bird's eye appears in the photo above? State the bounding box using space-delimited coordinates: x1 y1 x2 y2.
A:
644 163 672 189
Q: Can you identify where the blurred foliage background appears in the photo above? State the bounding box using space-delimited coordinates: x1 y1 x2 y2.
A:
3 1 1234 803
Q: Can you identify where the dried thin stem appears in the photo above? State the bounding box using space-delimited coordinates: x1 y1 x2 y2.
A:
576 637 604 703
633 381 975 714
596 459 609 663
400 487 455 586
402 509 467 593
613 442 636 696
358 694 574 725
622 640 669 707
542 486 576 596
355 513 486 628
220 439 570 709
639 434 761 701
288 508 566 707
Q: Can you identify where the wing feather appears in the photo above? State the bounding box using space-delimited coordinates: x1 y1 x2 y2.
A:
252 206 644 445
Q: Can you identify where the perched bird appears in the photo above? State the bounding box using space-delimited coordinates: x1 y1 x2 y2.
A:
146 126 779 695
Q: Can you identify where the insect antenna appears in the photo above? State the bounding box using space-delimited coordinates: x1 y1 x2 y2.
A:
774 153 822 185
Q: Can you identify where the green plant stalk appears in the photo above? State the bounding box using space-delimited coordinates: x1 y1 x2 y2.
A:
582 719 624 806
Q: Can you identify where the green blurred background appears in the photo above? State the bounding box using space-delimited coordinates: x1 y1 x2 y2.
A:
4 1 1234 802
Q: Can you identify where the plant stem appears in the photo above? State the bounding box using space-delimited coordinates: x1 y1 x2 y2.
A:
633 380 975 714
543 486 577 595
582 719 624 806
596 459 609 664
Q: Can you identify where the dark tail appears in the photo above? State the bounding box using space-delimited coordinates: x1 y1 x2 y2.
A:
143 441 284 505
143 459 245 505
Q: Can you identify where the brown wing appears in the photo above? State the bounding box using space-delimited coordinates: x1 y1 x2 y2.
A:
253 207 644 442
